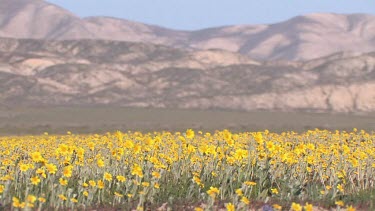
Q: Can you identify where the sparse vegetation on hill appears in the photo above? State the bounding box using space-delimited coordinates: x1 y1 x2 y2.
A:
0 38 374 113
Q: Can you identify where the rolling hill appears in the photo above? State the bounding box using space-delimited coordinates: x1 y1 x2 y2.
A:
0 37 374 113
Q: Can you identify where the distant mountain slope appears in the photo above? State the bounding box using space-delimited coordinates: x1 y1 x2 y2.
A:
0 37 374 113
0 0 374 60
0 0 84 38
0 0 187 43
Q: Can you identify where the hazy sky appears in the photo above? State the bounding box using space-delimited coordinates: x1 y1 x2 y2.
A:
48 0 375 30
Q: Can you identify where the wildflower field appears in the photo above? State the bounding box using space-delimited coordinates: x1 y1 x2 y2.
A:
0 129 374 210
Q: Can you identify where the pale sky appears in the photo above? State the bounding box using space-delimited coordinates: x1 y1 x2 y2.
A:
48 0 375 30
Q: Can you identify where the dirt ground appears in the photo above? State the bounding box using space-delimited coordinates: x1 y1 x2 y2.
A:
0 106 373 135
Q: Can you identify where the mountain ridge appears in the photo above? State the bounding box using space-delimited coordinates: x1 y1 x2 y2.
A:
0 0 374 60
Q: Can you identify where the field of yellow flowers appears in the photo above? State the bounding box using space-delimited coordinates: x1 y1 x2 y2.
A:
0 129 373 210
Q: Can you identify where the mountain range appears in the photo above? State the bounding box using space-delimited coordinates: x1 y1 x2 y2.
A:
0 0 374 113
1 0 375 61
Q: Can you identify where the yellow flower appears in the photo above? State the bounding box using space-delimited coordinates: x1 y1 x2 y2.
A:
241 197 250 205
12 196 19 204
225 203 235 211
154 183 160 189
346 205 356 211
235 188 243 196
124 140 134 149
271 188 279 194
98 180 104 189
12 197 25 208
337 184 344 193
88 142 95 150
58 194 67 201
335 200 345 207
244 181 257 186
97 159 105 168
152 171 161 179
273 204 282 210
254 132 263 144
26 202 34 208
36 168 45 176
137 206 144 211
304 202 313 211
131 164 143 178
30 176 40 185
186 129 195 139
266 141 276 151
116 175 126 182
63 166 73 178
57 144 69 154
19 164 29 172
30 151 44 162
207 186 220 197
27 195 36 203
59 178 68 186
89 180 96 187
114 192 123 197
46 163 57 174
291 202 302 211
38 197 46 203
194 207 203 211
234 149 248 160
193 176 204 187
104 172 112 181
2 127 375 210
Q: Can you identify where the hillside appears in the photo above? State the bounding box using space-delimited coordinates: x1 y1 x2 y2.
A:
0 38 374 113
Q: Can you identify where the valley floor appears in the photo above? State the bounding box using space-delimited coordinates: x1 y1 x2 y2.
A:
0 106 373 135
